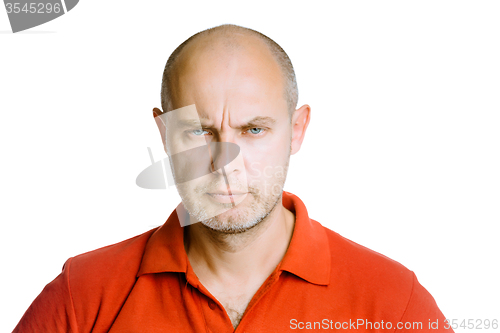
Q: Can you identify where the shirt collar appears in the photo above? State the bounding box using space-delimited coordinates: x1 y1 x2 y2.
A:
137 191 331 286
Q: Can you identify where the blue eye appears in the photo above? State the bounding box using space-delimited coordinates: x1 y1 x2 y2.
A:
248 128 263 134
192 129 209 136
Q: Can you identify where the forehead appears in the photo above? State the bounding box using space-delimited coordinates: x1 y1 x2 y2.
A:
169 33 287 115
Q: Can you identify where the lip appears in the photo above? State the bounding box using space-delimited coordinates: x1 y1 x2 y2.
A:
208 191 247 195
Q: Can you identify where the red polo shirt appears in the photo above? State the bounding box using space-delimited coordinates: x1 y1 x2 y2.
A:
14 191 452 332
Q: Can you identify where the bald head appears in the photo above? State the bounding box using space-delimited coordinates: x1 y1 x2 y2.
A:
160 24 298 116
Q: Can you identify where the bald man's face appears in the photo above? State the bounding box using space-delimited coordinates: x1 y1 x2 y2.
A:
159 34 294 233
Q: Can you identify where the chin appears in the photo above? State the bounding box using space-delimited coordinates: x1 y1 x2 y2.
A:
201 218 261 234
199 205 265 234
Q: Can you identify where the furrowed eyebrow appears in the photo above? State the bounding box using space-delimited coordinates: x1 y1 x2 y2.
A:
240 116 276 129
173 116 276 129
175 119 210 128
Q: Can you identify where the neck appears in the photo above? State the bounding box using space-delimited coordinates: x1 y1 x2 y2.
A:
184 199 295 284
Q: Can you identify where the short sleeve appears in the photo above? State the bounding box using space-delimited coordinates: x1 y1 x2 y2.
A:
396 272 454 332
13 258 78 333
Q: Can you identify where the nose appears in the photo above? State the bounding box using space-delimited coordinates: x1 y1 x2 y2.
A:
168 141 240 184
209 142 241 175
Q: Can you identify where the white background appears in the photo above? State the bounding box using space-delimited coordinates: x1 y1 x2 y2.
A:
1 1 499 332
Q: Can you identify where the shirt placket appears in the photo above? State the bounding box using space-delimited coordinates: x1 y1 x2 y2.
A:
185 263 234 333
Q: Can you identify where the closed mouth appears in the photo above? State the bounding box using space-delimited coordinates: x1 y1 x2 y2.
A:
207 192 247 196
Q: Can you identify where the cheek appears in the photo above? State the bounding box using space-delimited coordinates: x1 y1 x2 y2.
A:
242 128 291 160
166 133 207 156
243 147 290 186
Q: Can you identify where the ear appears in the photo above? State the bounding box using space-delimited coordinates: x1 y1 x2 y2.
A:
290 104 311 155
153 107 168 154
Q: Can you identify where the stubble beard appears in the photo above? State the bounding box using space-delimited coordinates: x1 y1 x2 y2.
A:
199 184 283 234
177 160 290 234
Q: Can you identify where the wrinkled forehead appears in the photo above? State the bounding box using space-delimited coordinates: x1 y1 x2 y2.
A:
168 34 288 113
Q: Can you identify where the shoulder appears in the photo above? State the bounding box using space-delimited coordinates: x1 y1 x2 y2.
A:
67 228 157 286
14 228 159 333
64 228 158 318
316 219 416 310
313 219 447 321
321 221 412 277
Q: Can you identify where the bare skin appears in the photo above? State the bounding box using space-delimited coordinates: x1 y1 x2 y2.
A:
185 200 295 327
155 29 311 328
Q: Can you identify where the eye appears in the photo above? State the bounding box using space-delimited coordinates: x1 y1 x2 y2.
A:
248 128 264 135
190 129 210 136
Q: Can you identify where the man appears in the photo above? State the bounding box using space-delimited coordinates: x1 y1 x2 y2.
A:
14 24 453 332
